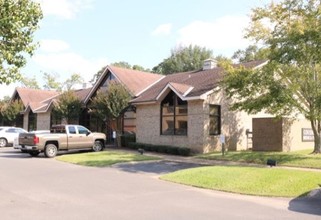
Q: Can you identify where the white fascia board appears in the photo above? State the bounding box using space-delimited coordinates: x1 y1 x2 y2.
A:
131 101 158 105
253 60 268 70
135 75 166 97
34 100 55 113
84 65 109 104
156 83 192 101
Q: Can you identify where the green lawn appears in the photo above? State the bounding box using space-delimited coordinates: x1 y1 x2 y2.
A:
56 150 160 167
161 166 321 197
197 150 321 169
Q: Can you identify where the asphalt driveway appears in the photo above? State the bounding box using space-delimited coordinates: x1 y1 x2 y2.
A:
0 147 320 220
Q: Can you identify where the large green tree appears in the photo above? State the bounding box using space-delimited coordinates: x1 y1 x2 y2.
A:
20 75 40 89
52 91 82 124
0 0 43 84
223 0 321 153
63 73 84 91
152 45 213 75
43 72 61 91
90 82 131 145
0 99 24 125
232 45 269 63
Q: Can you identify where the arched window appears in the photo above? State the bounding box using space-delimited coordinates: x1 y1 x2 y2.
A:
161 91 188 135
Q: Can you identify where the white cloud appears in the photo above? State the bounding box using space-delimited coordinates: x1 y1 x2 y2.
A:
40 39 70 53
35 0 94 19
151 23 172 36
32 52 108 82
0 83 18 99
177 15 250 55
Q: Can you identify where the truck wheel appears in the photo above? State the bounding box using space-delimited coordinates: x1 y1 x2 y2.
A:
44 144 58 158
93 141 103 152
29 151 40 157
0 138 7 148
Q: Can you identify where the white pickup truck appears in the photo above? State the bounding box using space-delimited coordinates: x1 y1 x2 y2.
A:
18 125 106 158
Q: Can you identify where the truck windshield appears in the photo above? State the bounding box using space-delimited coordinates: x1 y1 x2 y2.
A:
77 126 89 134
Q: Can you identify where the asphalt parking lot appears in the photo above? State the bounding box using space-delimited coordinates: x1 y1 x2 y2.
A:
0 147 320 220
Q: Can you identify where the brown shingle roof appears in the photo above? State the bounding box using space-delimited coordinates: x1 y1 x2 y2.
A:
108 66 163 95
74 87 92 102
131 60 267 104
14 87 92 113
84 66 163 104
14 87 60 109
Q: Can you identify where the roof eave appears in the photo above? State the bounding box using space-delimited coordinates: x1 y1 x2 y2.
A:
84 65 109 104
131 100 158 105
135 75 166 97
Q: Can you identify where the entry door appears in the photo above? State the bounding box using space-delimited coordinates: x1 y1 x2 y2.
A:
66 126 81 149
75 126 92 148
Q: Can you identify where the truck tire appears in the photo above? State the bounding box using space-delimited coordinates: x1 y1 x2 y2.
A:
0 138 7 147
29 151 40 157
93 141 103 152
44 144 58 158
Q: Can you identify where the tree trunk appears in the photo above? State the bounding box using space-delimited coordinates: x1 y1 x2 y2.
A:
115 117 122 147
311 120 321 154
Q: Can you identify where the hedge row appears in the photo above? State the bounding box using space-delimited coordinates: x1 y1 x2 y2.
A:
120 134 136 147
127 142 191 156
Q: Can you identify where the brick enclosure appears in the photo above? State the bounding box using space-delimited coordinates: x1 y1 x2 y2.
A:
252 117 313 151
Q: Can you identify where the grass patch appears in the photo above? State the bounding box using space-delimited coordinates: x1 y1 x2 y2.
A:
56 150 160 167
161 166 321 197
197 150 321 169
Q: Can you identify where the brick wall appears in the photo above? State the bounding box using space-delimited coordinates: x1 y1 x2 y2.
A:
252 117 313 152
252 118 283 151
37 112 51 130
135 90 259 153
136 101 206 153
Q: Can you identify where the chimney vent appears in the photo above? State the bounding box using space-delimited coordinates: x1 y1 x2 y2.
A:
203 59 217 70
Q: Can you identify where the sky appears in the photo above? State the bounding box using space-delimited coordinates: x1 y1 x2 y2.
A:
1 0 272 98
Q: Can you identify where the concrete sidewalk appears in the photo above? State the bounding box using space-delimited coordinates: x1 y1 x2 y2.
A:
107 146 321 172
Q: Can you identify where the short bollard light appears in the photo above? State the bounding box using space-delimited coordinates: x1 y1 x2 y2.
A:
267 159 277 167
220 134 225 156
138 148 144 155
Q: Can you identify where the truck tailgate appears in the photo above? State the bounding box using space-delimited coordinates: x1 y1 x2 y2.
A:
19 133 36 146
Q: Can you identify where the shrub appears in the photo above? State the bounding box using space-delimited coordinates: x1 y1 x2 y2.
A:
156 145 169 153
143 144 153 151
178 147 191 156
120 134 136 147
127 142 191 156
128 142 140 150
166 146 179 155
150 144 158 152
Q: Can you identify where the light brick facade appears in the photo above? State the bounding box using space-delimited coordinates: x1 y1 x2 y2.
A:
22 109 51 131
135 89 255 153
135 89 281 153
36 112 51 130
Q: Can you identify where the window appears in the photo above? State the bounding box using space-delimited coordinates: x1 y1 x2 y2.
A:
28 112 37 131
161 91 188 135
68 126 76 134
77 126 89 135
209 105 221 135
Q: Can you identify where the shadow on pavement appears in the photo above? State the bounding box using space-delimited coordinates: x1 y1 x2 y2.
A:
288 192 321 216
113 160 203 175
